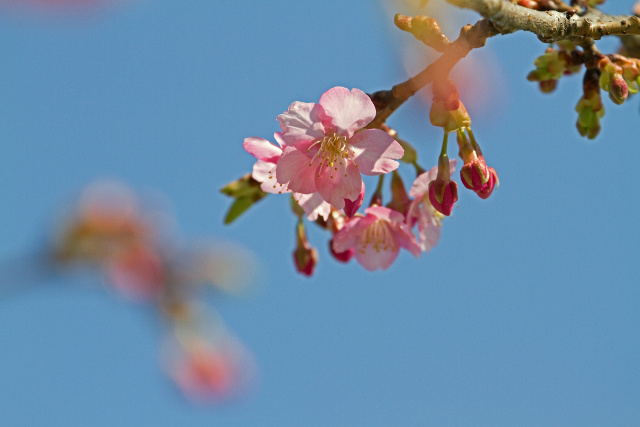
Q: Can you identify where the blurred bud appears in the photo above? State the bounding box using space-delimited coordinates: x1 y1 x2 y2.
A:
53 181 152 266
539 79 558 93
107 244 166 300
168 335 251 403
394 14 450 52
517 0 539 8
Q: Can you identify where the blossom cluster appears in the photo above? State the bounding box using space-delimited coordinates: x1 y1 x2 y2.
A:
223 85 498 275
528 39 640 139
52 181 254 402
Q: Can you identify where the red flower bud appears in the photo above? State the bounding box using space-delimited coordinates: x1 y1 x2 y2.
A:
475 167 499 199
293 244 318 276
460 158 490 192
293 221 317 276
428 178 458 216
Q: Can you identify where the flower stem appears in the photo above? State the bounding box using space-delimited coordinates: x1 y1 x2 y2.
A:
466 127 483 156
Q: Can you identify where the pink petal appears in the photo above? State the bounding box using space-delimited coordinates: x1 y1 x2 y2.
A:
409 169 437 198
252 159 274 182
276 146 319 194
390 222 422 257
350 129 403 175
277 101 329 145
417 213 441 252
364 205 404 223
405 197 421 227
331 215 371 253
354 243 400 271
253 160 290 194
319 87 376 138
273 132 287 148
294 192 331 221
315 161 362 210
243 137 282 163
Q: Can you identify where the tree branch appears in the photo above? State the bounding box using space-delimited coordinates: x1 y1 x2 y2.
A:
447 0 640 43
368 19 498 129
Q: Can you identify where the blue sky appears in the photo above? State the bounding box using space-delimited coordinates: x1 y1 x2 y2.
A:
0 0 639 425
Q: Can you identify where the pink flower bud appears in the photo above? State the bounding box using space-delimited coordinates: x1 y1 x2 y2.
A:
293 243 317 276
475 167 499 199
293 221 317 276
609 73 629 105
428 178 458 216
460 158 490 192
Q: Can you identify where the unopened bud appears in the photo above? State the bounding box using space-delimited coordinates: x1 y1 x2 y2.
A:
475 167 499 199
609 73 629 104
394 14 450 52
460 159 490 192
539 79 557 93
430 100 470 132
428 178 458 216
293 222 317 276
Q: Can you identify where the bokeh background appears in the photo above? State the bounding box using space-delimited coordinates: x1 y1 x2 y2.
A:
0 0 639 425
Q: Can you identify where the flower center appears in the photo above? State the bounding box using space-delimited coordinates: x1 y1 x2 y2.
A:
307 134 358 179
424 195 444 226
359 219 396 254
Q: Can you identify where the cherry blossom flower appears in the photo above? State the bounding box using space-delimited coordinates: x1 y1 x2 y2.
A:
406 160 456 252
332 206 420 271
243 133 331 221
275 87 404 210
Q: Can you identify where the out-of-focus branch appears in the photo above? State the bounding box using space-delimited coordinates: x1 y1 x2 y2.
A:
447 0 640 43
368 19 498 129
619 4 640 58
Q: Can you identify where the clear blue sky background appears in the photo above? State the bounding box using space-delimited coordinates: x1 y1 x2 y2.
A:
0 0 639 425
